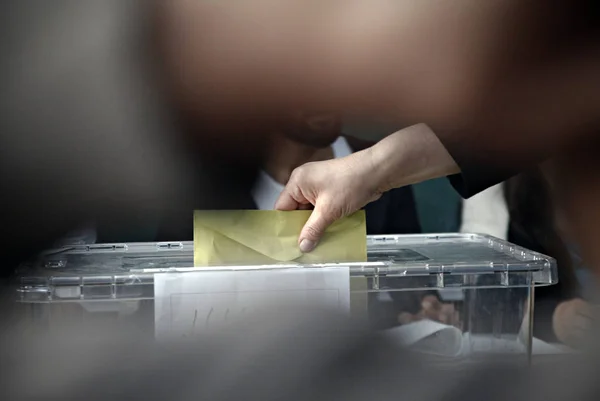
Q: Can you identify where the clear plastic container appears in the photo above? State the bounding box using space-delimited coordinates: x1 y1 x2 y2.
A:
15 233 557 364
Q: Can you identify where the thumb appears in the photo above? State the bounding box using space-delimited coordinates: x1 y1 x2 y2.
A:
298 206 336 253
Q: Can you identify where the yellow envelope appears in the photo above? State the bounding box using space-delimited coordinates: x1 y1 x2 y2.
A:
193 210 367 266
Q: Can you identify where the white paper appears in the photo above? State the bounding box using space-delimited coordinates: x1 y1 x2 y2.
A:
384 320 571 358
464 333 527 354
384 320 464 357
154 267 350 340
531 338 574 354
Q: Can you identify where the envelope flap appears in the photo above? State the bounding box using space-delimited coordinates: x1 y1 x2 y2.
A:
193 210 367 264
194 210 306 262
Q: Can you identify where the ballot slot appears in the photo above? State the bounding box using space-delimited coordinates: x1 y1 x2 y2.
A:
367 248 430 262
156 242 184 250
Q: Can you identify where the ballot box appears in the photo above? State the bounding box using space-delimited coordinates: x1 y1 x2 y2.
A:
14 233 557 365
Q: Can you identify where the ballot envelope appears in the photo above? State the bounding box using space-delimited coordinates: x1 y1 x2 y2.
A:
14 234 557 365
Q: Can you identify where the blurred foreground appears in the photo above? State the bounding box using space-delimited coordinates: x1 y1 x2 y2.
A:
1 303 599 401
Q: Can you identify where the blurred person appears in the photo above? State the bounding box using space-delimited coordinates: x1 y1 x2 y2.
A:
460 169 591 347
0 0 276 269
3 0 600 267
3 7 600 401
3 304 600 401
57 112 422 244
3 4 600 401
1 0 600 389
169 0 600 219
155 112 420 241
458 176 589 346
504 169 592 347
396 294 460 327
2 0 599 352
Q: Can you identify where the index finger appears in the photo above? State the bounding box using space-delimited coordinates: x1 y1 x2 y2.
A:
274 187 302 210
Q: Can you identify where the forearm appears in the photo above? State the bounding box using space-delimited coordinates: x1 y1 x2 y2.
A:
163 0 599 198
367 124 460 193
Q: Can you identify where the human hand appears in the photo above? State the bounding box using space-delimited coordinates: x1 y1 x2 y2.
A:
274 149 384 253
398 295 460 327
275 124 459 252
552 298 594 348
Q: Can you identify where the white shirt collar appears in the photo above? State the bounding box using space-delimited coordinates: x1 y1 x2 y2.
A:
251 137 353 210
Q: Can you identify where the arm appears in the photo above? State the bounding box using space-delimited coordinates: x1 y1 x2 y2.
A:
275 124 460 251
163 0 600 196
334 37 600 201
369 42 600 200
369 124 460 193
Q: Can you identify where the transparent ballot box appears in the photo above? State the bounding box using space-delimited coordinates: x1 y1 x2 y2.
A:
15 234 557 363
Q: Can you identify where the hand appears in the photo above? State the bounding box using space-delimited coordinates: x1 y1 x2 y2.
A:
275 149 384 253
398 295 460 327
275 124 459 252
552 298 594 348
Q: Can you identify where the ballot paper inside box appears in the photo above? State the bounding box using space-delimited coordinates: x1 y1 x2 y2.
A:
15 234 558 365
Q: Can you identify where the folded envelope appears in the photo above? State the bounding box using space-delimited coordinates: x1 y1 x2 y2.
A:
193 210 367 266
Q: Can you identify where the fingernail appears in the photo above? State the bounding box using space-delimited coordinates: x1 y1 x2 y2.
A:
299 239 316 253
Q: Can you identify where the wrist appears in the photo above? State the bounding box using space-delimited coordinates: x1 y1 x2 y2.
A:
365 139 398 195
